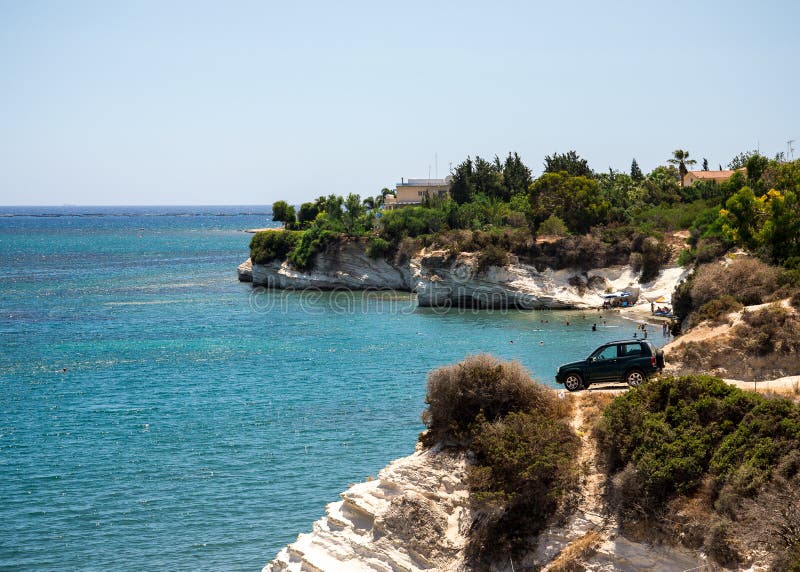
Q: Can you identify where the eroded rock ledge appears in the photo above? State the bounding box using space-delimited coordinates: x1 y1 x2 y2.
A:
263 446 470 572
245 240 685 310
263 397 720 572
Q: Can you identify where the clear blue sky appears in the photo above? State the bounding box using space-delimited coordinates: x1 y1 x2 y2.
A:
1 0 798 205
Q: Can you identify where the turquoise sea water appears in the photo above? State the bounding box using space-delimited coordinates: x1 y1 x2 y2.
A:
0 207 663 571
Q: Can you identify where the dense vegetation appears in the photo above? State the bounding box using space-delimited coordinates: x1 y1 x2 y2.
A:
421 355 579 565
253 150 800 289
596 375 800 569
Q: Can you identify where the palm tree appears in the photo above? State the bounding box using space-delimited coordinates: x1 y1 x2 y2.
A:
668 149 697 188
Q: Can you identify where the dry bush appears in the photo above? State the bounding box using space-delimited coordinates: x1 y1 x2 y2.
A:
704 519 741 567
476 244 509 273
425 229 475 257
735 470 800 570
568 275 587 295
420 355 580 566
547 530 602 572
690 258 781 309
422 354 558 445
695 238 726 264
580 392 615 432
393 236 422 265
732 304 800 357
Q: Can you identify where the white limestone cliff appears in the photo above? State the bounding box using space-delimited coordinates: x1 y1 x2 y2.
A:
262 395 736 572
251 240 413 291
263 445 470 572
247 241 687 310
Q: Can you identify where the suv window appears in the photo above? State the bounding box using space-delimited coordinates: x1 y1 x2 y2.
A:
594 345 618 360
620 342 644 356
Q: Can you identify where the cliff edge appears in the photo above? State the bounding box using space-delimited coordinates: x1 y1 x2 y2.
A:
263 446 470 572
245 239 686 311
262 394 719 572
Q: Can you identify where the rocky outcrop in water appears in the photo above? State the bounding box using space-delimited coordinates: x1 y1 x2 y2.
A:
247 245 601 309
251 240 413 291
245 239 686 310
414 251 605 309
238 258 253 282
263 446 470 572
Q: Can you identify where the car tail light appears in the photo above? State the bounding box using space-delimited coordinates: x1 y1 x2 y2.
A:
650 355 656 367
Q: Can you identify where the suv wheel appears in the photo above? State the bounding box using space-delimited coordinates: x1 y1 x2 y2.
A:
626 369 645 387
564 373 584 392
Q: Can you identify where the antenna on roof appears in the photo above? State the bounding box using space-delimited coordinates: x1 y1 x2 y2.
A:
435 153 438 179
789 139 796 161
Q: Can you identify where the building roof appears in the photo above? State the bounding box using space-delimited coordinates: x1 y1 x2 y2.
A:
396 176 452 187
686 169 738 179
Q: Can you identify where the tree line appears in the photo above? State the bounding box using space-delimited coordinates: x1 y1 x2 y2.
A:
257 149 800 273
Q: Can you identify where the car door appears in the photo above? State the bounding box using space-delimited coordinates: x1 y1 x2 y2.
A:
617 342 645 379
586 344 620 382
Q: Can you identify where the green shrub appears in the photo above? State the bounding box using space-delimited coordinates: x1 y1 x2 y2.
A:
671 276 694 325
694 295 743 324
287 226 338 271
476 244 509 272
596 375 800 515
677 248 694 267
467 410 580 562
365 236 390 259
538 214 569 237
779 268 800 288
639 236 672 283
632 199 715 231
249 230 302 264
378 206 446 245
421 355 579 564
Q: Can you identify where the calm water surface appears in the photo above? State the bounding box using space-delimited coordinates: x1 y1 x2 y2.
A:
0 206 661 570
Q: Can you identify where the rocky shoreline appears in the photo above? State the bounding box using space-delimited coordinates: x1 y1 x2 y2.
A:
240 239 687 311
263 445 470 572
263 396 719 572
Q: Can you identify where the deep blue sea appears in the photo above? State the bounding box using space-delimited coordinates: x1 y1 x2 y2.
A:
0 206 661 571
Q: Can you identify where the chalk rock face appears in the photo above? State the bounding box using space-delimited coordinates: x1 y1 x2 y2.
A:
251 240 413 291
414 251 604 309
263 446 470 572
237 258 253 282
245 240 677 310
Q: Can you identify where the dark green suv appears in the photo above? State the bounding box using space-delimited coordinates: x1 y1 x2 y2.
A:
556 339 665 391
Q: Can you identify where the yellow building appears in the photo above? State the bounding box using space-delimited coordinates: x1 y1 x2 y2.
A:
684 169 743 186
384 176 451 209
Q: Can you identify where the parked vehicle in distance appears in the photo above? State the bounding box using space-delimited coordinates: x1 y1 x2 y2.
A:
555 339 665 391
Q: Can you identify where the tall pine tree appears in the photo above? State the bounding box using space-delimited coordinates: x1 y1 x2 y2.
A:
630 158 644 182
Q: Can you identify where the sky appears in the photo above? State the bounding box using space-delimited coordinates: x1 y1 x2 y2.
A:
0 0 798 206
